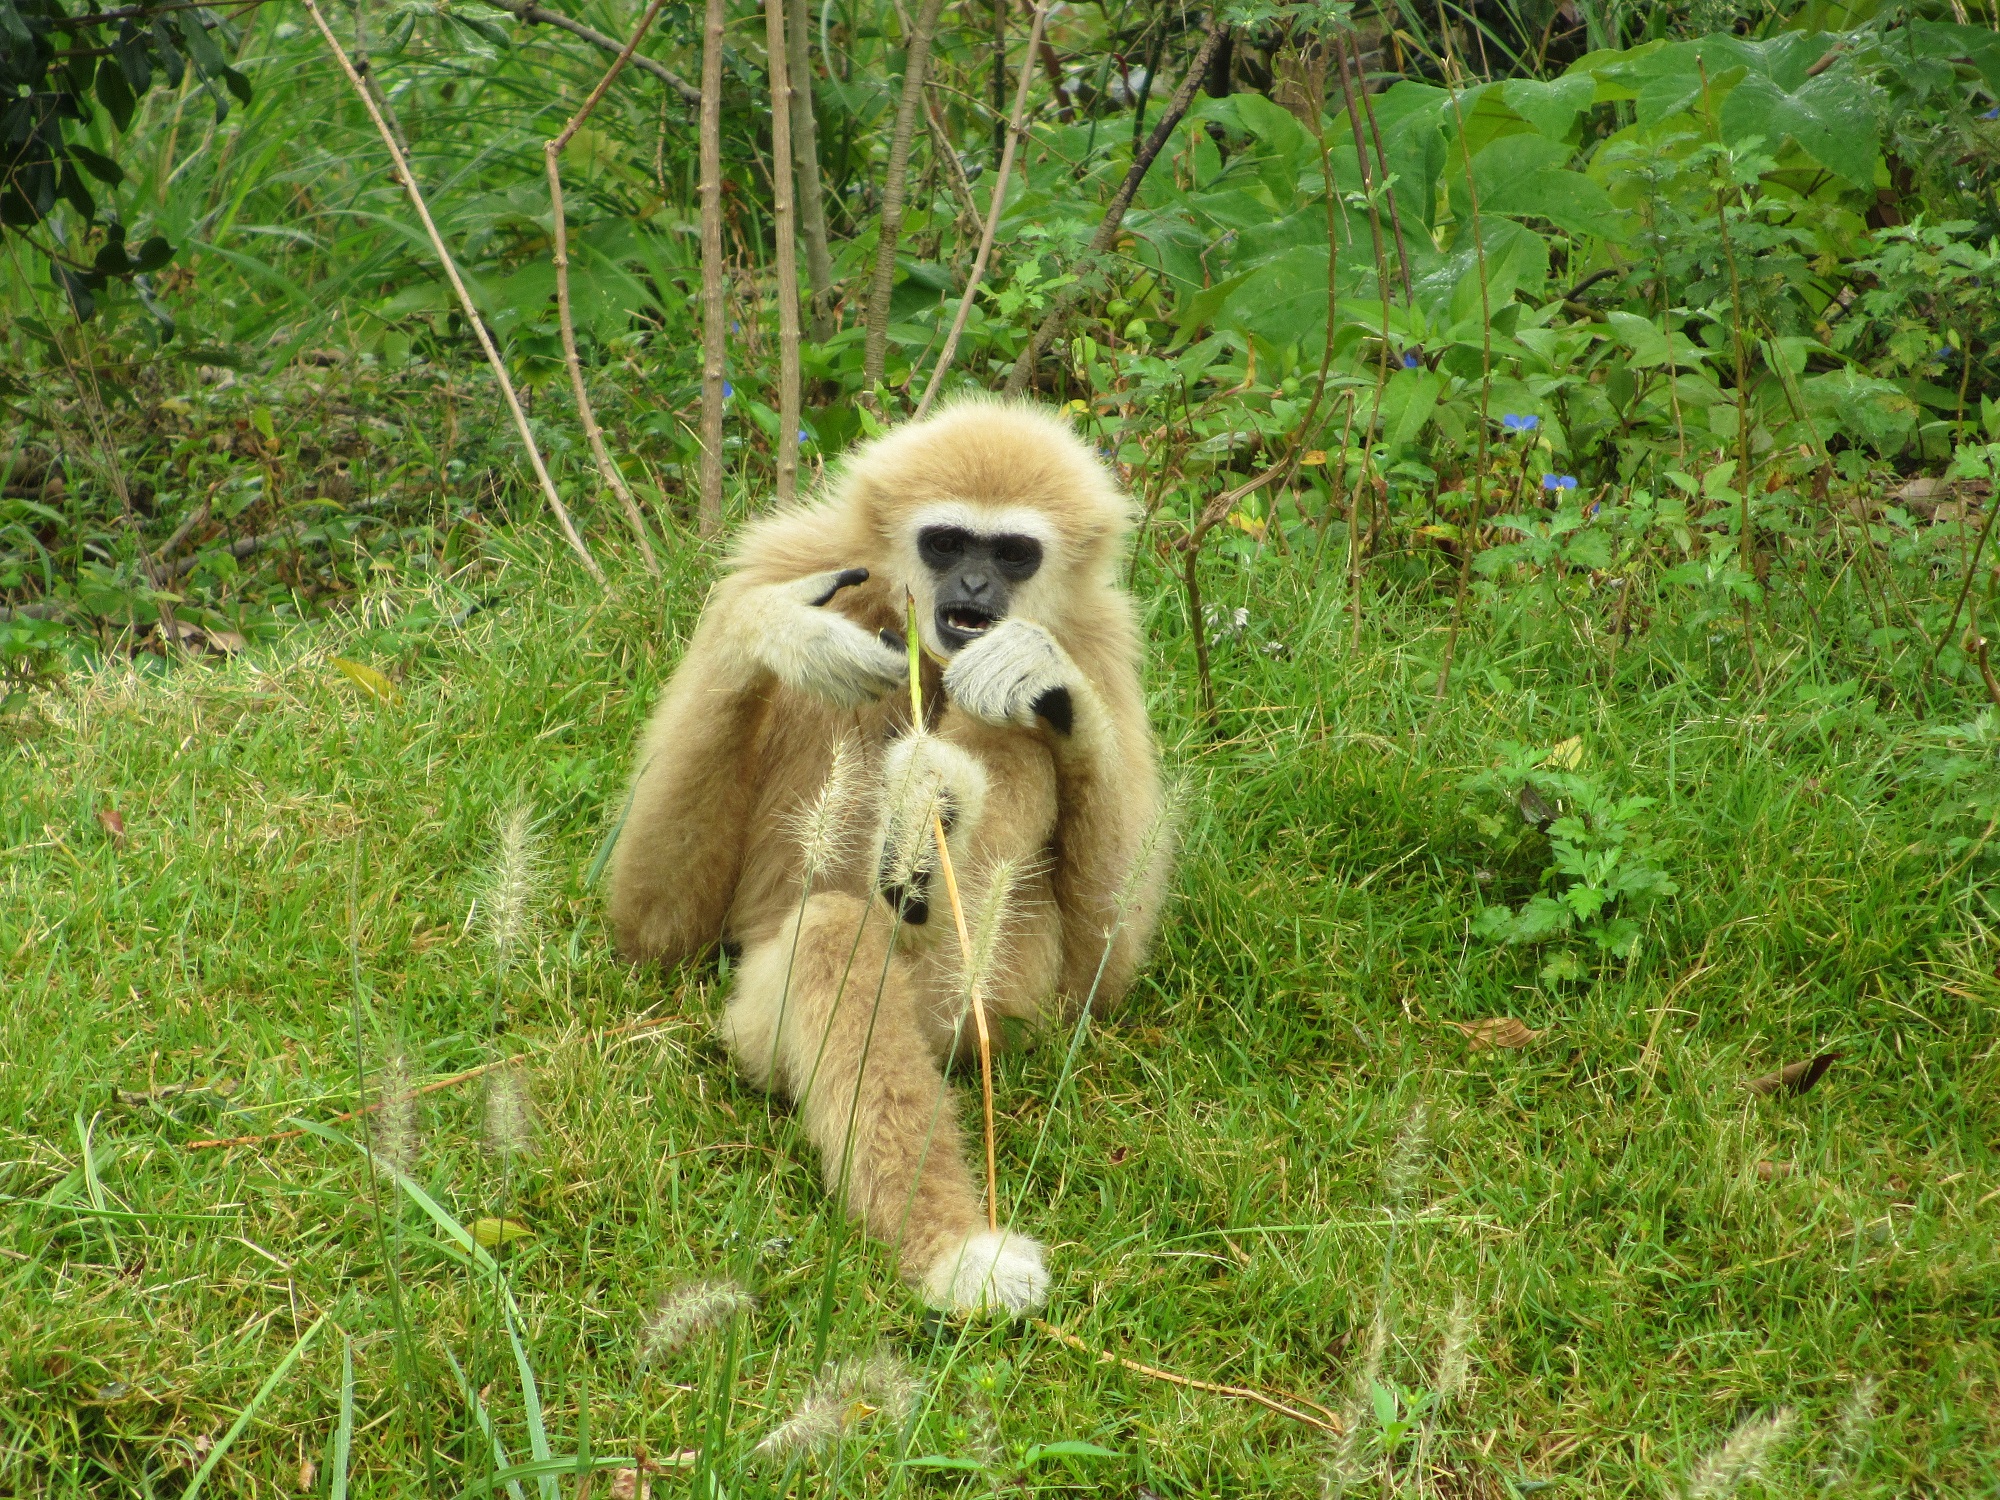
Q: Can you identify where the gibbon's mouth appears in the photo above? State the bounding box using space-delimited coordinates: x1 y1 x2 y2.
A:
936 603 1001 651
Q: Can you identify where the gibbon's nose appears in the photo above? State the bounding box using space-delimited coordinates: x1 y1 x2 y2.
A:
960 570 991 598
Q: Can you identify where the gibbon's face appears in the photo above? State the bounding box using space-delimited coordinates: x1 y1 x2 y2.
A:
904 502 1057 656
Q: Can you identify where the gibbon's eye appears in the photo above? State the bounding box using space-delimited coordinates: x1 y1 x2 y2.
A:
992 535 1043 579
918 527 970 569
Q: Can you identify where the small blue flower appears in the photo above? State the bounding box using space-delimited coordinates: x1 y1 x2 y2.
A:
721 380 734 399
798 428 810 443
1542 473 1577 491
1401 350 1420 369
1502 413 1540 432
1984 105 2000 119
1935 346 1954 361
1586 499 1601 518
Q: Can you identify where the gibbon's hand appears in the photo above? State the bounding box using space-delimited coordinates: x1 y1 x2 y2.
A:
877 734 989 926
752 568 908 708
941 619 1076 735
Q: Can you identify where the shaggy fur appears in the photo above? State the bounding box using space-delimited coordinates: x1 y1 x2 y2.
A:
606 399 1169 1311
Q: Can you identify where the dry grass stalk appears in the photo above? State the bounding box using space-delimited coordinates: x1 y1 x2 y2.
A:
911 0 1052 420
762 0 803 500
695 0 727 535
545 0 669 572
300 0 603 583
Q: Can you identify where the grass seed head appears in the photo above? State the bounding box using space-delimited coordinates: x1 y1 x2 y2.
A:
1818 1378 1877 1488
880 752 946 888
1686 1407 1795 1500
483 1063 538 1160
1382 1101 1430 1207
639 1279 753 1364
373 1055 418 1176
1436 1295 1475 1406
961 858 1022 1005
753 1351 919 1461
794 735 864 884
482 804 544 969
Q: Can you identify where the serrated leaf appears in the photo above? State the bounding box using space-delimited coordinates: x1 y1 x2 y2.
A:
331 656 397 703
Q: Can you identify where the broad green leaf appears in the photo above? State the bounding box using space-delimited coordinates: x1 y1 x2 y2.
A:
331 656 397 703
1505 75 1597 140
1718 72 1880 187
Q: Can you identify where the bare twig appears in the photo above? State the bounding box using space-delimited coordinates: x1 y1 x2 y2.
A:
912 0 1052 420
924 87 983 229
765 0 803 500
785 0 835 338
302 0 603 582
861 0 948 404
696 0 727 535
1035 1321 1345 1435
547 0 669 572
485 0 700 104
1003 16 1228 396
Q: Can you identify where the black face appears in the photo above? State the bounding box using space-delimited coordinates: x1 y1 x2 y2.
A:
919 525 1044 652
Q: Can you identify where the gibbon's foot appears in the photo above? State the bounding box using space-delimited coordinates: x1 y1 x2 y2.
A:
755 569 909 708
942 619 1075 735
921 1228 1050 1315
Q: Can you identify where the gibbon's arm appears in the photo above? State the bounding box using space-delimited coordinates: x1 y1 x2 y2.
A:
605 567 906 965
942 617 1164 1006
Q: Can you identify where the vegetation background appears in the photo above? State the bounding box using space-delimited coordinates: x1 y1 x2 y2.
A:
3 0 1999 1491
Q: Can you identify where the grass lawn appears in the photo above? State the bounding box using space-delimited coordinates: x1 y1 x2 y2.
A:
3 521 1996 1497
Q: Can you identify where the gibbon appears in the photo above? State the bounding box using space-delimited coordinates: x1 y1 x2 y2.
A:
607 399 1168 1314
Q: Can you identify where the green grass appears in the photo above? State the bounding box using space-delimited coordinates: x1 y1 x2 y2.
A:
3 516 1997 1498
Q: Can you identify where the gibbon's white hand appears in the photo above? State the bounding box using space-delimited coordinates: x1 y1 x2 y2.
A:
942 618 1076 734
754 567 908 708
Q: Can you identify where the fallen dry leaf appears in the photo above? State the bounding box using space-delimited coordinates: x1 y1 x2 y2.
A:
1544 736 1584 770
206 627 247 654
1518 783 1558 827
1745 1053 1838 1097
1451 1017 1544 1051
331 656 397 703
608 1470 649 1500
1756 1161 1794 1182
471 1216 533 1248
98 808 126 843
298 1457 318 1491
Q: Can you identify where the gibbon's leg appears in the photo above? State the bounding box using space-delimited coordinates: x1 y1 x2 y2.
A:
722 892 1049 1313
607 566 907 965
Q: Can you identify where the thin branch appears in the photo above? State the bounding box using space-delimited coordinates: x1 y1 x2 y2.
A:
696 0 727 535
861 0 948 403
1003 15 1228 397
765 0 802 500
1035 1321 1345 1436
302 0 603 582
912 0 1052 421
785 0 835 339
485 0 701 105
547 0 670 572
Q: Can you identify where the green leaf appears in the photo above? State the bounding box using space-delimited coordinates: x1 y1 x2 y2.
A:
1505 74 1597 140
94 57 137 132
68 144 124 187
1023 1440 1121 1463
176 9 227 76
183 1314 329 1500
1718 72 1879 187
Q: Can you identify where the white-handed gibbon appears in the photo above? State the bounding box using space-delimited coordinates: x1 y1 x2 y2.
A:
607 399 1168 1313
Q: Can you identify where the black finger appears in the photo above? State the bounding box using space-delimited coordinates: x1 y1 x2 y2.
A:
808 567 870 607
879 627 906 654
1032 685 1074 735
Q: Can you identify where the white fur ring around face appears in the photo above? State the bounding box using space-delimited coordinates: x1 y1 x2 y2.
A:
942 619 1073 732
922 1228 1049 1315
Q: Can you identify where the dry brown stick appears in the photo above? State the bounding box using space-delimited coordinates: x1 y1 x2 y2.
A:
185 1015 685 1151
1035 1321 1345 1435
1002 15 1228 397
302 0 603 582
696 0 727 535
547 0 669 573
764 0 802 501
486 0 700 104
912 0 1051 421
924 88 982 231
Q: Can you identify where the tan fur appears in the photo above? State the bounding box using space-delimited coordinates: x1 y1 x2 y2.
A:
606 398 1169 1311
